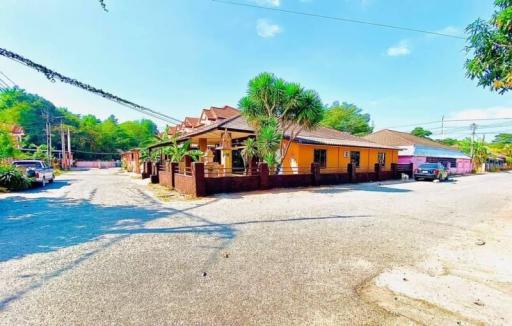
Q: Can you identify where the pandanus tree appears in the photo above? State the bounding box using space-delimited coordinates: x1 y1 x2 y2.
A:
241 137 258 173
239 72 324 168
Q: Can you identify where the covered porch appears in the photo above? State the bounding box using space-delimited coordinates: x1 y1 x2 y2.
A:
147 115 256 177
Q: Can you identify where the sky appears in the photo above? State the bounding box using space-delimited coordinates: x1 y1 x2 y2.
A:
1 0 511 139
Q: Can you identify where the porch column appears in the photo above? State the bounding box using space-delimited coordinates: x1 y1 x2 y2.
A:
198 138 208 153
220 131 233 175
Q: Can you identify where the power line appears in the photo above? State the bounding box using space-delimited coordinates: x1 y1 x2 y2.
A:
383 117 512 130
211 0 466 39
0 70 16 86
0 76 10 89
0 47 183 125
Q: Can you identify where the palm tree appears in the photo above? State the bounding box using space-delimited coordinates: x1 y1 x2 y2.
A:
163 136 203 163
239 72 324 166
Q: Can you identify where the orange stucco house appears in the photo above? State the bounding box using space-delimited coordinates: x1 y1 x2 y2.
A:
150 106 399 175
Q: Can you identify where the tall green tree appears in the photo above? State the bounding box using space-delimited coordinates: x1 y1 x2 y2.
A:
0 128 16 160
321 102 373 135
437 138 459 146
0 87 160 160
239 72 324 167
459 137 489 169
466 0 512 93
410 127 433 138
493 133 512 144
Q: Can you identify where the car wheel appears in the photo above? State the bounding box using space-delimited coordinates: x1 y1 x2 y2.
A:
49 175 55 183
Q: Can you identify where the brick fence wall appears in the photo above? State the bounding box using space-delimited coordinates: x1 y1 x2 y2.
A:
163 161 412 197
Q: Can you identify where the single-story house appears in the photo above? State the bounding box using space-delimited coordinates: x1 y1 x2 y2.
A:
149 107 400 176
364 129 472 174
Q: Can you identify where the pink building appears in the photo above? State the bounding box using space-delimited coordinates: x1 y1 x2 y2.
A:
364 129 472 174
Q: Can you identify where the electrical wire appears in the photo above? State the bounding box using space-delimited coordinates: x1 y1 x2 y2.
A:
0 70 16 86
211 0 466 39
0 47 183 125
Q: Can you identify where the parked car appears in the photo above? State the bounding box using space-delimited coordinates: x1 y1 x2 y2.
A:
12 160 55 186
414 162 449 181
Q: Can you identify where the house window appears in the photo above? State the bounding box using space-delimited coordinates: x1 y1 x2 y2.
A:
350 151 360 168
378 152 386 166
314 149 327 168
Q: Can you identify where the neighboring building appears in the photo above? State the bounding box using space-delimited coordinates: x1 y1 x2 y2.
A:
486 155 507 171
150 111 399 175
121 149 141 174
364 129 472 174
0 123 25 148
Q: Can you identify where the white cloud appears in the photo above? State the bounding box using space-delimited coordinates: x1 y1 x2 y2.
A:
254 0 280 6
448 106 512 120
256 19 282 38
386 40 411 56
435 26 464 37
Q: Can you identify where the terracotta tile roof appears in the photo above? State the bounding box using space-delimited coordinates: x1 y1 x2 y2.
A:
363 129 455 150
11 125 24 134
178 116 394 149
166 126 178 136
210 106 240 119
201 106 240 121
150 113 396 150
0 123 24 135
294 127 397 149
183 117 201 128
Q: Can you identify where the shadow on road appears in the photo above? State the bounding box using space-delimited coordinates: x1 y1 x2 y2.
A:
0 195 217 262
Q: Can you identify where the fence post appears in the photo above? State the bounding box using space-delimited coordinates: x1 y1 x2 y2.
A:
259 162 269 190
391 163 398 179
374 163 381 181
151 162 159 184
170 162 178 188
348 163 356 183
192 162 206 197
311 162 320 186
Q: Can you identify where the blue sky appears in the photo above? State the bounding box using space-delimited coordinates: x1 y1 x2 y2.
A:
1 0 511 138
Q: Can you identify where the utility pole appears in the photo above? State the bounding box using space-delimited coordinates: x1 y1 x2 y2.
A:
470 123 477 159
67 127 72 167
45 111 51 161
60 120 66 169
441 115 445 137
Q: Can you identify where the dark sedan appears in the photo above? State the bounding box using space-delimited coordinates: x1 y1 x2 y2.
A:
414 162 449 181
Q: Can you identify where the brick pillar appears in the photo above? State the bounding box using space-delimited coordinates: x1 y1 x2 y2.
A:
259 162 269 190
348 163 356 183
171 162 178 188
374 163 381 181
192 162 206 197
311 162 320 186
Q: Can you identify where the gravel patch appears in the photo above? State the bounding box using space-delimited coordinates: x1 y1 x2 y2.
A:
0 169 511 325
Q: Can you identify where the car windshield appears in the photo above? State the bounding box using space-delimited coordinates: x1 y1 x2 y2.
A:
419 163 440 169
13 162 42 168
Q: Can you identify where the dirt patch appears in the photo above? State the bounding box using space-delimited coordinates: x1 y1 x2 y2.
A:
146 183 193 202
359 204 512 325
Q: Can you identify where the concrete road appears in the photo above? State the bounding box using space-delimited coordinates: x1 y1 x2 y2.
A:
0 169 511 325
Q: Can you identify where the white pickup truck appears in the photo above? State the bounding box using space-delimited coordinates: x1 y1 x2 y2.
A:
12 160 55 186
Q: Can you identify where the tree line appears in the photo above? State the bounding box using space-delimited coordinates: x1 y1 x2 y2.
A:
0 87 158 160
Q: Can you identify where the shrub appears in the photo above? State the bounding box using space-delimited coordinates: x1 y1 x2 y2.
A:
0 164 31 191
